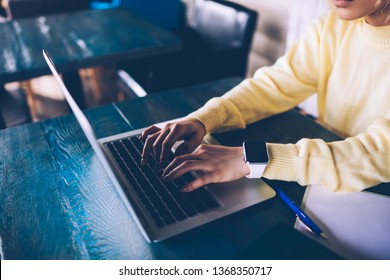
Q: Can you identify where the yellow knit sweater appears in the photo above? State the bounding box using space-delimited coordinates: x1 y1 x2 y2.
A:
188 12 390 192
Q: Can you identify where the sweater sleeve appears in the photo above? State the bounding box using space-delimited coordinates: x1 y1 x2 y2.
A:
188 16 325 133
264 113 390 192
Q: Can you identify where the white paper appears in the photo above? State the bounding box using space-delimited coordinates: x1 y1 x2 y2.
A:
295 185 390 260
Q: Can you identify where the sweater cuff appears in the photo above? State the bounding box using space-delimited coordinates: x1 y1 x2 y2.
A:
264 143 299 181
187 101 223 134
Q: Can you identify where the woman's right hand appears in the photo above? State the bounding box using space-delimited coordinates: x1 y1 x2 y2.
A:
140 118 206 167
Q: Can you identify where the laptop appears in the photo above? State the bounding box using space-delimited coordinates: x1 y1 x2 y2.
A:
43 49 275 242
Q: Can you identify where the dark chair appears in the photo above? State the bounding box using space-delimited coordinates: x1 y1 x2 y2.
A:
118 0 184 30
6 0 90 19
0 85 31 130
118 0 257 94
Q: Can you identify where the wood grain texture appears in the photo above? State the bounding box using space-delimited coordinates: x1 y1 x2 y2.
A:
1 78 388 259
0 122 87 259
0 8 181 83
41 109 151 259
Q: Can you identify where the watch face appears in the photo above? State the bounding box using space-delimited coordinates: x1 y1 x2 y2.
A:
244 141 269 163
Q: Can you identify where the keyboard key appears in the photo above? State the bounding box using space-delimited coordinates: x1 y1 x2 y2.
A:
196 189 219 209
107 143 165 227
176 176 219 211
123 139 187 221
165 181 198 217
105 136 220 228
114 141 176 225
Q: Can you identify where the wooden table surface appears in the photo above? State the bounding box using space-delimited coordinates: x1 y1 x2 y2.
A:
0 77 388 259
0 7 181 84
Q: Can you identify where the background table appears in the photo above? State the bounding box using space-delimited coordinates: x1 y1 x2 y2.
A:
0 77 388 259
0 7 181 107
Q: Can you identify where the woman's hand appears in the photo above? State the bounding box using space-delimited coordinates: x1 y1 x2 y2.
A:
162 144 250 192
140 118 206 166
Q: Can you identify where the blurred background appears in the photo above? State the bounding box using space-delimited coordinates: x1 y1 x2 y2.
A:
0 0 329 127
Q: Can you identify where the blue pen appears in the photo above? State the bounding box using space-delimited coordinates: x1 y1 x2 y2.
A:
274 187 327 239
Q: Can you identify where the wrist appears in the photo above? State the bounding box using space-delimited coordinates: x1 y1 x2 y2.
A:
241 147 251 176
186 117 206 136
195 119 206 137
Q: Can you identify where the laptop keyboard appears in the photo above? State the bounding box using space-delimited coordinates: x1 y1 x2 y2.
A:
105 136 220 228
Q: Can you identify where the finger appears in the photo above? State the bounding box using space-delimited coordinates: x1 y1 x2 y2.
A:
163 160 209 182
162 150 206 177
182 173 214 192
152 128 171 166
141 132 159 165
140 125 160 141
174 139 200 156
160 126 185 165
161 154 192 178
162 145 207 177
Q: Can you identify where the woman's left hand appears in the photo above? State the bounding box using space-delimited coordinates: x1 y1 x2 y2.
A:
161 144 250 192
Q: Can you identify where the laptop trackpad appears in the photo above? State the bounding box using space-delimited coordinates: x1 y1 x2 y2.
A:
198 134 275 209
207 178 275 212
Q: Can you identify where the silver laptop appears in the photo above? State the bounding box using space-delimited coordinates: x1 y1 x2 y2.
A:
43 49 275 242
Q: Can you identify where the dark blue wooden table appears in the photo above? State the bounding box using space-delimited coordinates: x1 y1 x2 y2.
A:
1 78 388 259
0 7 181 108
0 7 181 84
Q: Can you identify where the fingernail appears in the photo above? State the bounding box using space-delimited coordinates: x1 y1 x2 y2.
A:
181 187 189 192
141 159 145 165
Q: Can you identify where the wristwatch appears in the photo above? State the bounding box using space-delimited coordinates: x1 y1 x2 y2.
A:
243 141 269 178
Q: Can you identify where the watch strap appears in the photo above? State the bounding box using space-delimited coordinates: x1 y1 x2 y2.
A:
245 163 267 178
